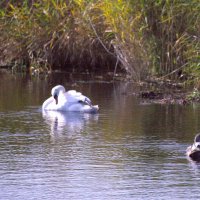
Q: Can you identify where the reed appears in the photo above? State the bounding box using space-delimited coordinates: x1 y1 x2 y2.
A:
142 0 200 80
0 0 199 82
96 0 149 80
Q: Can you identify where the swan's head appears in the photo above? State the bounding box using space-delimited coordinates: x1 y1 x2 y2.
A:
51 85 66 104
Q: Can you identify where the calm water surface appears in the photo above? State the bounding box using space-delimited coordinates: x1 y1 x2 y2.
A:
1 72 200 200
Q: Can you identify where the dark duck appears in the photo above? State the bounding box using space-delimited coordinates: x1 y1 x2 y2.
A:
186 134 200 161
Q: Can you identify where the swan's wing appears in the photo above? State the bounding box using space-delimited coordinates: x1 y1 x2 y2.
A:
66 90 92 105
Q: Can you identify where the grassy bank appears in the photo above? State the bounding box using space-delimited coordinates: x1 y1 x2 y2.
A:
0 0 199 82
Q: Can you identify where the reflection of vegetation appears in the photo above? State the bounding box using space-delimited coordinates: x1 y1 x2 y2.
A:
0 0 199 82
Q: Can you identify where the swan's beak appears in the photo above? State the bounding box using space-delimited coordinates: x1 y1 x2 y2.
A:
54 94 58 104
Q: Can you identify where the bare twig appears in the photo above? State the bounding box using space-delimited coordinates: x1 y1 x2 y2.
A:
88 16 116 57
157 62 189 80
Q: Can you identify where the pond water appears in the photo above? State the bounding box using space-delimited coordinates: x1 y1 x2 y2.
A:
1 72 200 200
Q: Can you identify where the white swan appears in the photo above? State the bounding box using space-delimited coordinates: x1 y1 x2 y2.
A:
42 85 99 113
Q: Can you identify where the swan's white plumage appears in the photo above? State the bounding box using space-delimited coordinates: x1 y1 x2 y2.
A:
42 85 99 113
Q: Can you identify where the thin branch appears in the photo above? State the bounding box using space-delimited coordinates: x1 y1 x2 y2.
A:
157 62 189 80
88 16 116 57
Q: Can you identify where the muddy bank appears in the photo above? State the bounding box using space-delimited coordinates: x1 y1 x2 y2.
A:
139 90 189 105
135 79 198 105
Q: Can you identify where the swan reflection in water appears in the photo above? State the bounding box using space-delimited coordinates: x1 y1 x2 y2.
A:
42 110 99 140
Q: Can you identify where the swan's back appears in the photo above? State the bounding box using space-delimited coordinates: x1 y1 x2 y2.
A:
66 90 91 103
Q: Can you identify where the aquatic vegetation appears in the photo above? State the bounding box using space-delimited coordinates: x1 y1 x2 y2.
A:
187 88 200 101
0 0 199 82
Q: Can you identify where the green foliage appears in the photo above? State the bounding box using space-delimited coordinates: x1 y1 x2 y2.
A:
0 0 199 82
187 88 200 101
142 0 200 79
97 0 149 80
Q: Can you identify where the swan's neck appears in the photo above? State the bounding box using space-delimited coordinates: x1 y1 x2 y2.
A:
42 97 54 110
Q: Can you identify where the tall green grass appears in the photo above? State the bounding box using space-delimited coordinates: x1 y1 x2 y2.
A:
142 0 200 80
0 0 199 82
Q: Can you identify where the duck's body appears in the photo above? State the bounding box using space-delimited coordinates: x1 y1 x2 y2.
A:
186 134 200 161
42 85 99 113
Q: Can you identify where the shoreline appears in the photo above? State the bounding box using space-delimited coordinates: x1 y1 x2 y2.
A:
1 68 198 105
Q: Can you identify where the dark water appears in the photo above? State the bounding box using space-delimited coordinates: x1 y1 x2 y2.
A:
1 72 200 200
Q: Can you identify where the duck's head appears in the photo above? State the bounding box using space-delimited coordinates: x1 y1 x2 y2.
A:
186 133 200 162
51 85 66 105
194 133 200 143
